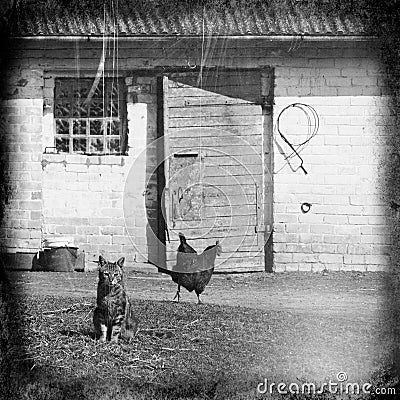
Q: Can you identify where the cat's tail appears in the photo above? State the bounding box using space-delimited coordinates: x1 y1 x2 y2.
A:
121 302 139 341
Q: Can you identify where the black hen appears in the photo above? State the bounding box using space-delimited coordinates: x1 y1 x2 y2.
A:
158 233 222 303
173 235 222 304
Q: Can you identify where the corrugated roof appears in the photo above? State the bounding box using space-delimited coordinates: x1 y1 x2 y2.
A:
8 0 367 37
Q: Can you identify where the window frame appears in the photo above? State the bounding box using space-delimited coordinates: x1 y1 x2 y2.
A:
53 77 128 155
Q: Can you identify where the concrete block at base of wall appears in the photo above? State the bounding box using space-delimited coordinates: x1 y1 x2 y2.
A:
2 252 35 270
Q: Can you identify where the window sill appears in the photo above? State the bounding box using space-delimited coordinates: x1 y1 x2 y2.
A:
41 153 128 166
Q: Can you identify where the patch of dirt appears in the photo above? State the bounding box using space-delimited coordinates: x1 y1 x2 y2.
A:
8 270 386 320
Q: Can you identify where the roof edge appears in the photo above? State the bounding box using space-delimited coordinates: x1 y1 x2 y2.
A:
10 34 377 41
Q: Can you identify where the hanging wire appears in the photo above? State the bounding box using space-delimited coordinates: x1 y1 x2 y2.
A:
111 0 117 154
114 0 122 154
197 5 207 189
102 2 107 154
275 103 319 175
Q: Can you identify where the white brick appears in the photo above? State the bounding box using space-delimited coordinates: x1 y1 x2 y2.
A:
286 243 312 253
344 254 365 264
293 253 319 263
275 213 298 223
285 263 300 272
298 263 313 272
311 244 337 253
323 215 348 224
334 225 360 235
274 264 287 273
311 263 326 272
285 224 309 233
274 253 293 263
310 225 334 234
348 216 369 225
273 233 298 243
365 254 390 265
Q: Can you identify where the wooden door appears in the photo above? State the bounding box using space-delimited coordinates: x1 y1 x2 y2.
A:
161 69 272 272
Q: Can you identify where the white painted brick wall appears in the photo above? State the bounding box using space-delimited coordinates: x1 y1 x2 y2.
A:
1 98 43 253
273 75 390 272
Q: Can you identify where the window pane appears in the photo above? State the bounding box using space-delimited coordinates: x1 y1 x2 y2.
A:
110 82 119 97
91 83 104 99
55 81 71 99
55 102 72 117
72 119 87 135
56 119 69 135
55 137 69 153
107 120 120 135
89 100 104 117
107 99 119 117
73 102 89 118
73 138 86 153
89 120 104 135
88 138 104 153
107 138 120 153
73 85 89 99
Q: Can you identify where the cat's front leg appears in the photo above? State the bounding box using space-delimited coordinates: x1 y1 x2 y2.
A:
99 323 108 342
93 308 107 342
110 324 121 343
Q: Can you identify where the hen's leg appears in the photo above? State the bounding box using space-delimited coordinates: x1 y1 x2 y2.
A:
173 284 181 302
196 293 202 305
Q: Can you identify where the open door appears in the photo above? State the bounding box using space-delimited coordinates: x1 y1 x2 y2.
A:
160 69 273 272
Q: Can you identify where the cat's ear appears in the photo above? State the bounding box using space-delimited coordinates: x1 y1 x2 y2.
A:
117 257 125 268
99 255 106 268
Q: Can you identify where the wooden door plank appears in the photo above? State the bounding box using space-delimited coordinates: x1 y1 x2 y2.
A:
168 126 263 137
168 104 262 118
168 96 255 107
168 115 262 128
169 135 261 147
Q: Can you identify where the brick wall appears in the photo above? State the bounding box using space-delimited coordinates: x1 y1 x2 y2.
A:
273 47 389 272
0 38 390 272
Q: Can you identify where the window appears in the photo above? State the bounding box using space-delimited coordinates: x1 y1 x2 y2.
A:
54 78 127 155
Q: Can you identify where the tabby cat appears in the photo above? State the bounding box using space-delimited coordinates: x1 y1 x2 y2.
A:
93 256 138 342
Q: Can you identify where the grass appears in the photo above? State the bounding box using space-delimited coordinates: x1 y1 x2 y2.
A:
0 291 399 399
